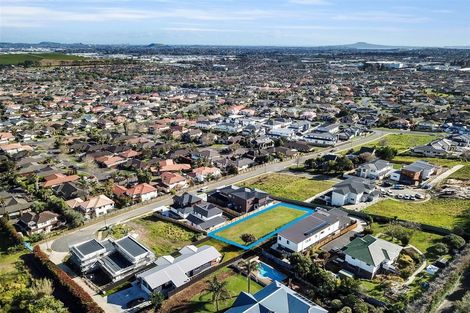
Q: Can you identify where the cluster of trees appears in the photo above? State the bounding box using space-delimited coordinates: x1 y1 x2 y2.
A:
375 146 398 161
33 246 104 313
289 253 387 313
408 244 470 313
305 155 354 174
124 85 171 94
0 261 68 313
0 217 24 252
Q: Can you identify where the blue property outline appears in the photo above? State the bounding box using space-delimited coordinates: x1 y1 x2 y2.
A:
208 202 314 250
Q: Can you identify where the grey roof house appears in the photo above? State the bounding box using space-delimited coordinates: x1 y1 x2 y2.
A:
137 245 222 296
227 281 327 313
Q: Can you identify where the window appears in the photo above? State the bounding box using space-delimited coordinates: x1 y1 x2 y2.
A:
286 240 290 245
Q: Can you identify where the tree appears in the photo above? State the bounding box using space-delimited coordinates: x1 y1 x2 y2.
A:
150 291 165 311
444 234 466 250
238 259 260 293
454 291 470 313
205 277 231 312
376 146 398 161
430 242 449 256
227 164 238 175
137 169 152 184
240 233 256 245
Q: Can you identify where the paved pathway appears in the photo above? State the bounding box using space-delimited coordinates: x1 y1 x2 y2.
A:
428 164 464 187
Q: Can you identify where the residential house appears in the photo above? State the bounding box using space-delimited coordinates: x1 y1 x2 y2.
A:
137 245 222 296
170 192 204 219
43 173 80 188
0 194 32 218
227 281 327 313
125 183 158 202
276 209 352 253
355 159 392 180
70 236 155 282
0 143 33 155
303 132 337 147
343 235 402 278
190 166 221 182
158 159 191 173
329 177 379 206
53 182 87 200
78 194 115 219
17 210 60 235
207 185 269 214
159 172 188 193
186 202 226 231
393 160 437 185
0 132 14 145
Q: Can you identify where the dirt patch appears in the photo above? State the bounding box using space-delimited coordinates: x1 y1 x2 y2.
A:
438 178 470 200
159 269 234 313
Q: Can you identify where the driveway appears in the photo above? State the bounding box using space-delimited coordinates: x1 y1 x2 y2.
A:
107 284 149 312
320 217 365 252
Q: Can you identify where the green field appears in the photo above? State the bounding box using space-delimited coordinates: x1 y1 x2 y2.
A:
391 156 467 168
364 198 469 230
370 223 444 257
448 165 470 180
241 173 335 201
0 53 84 65
128 217 196 256
196 238 243 262
215 205 306 245
349 133 440 154
190 270 263 313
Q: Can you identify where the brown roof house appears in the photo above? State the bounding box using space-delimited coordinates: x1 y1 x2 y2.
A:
17 210 60 235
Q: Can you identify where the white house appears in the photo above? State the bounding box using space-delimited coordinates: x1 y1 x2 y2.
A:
191 166 222 182
276 209 351 253
78 194 115 219
343 235 402 278
330 177 379 206
126 183 158 202
303 132 337 147
356 159 392 180
17 210 60 235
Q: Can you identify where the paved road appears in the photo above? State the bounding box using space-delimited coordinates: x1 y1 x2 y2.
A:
50 131 387 252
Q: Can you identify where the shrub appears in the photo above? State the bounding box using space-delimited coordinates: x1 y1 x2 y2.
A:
240 233 256 244
331 299 343 310
0 217 24 247
32 246 104 313
431 242 449 256
444 234 466 250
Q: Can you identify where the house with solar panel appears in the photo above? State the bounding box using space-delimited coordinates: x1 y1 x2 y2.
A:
69 236 155 282
275 208 352 253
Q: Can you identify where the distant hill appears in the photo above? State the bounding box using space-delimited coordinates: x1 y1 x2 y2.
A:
316 42 420 50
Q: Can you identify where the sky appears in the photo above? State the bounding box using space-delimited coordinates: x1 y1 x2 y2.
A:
1 0 469 47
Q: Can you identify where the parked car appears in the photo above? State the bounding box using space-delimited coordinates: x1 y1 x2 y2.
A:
397 194 404 199
393 184 405 190
404 194 411 200
410 195 416 201
415 193 424 199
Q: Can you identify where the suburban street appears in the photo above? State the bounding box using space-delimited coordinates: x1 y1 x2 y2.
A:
50 130 388 253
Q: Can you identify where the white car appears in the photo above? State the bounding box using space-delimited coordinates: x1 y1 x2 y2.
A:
415 193 424 199
404 194 411 200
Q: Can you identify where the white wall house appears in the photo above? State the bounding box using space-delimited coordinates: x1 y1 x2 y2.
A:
276 209 351 253
330 177 378 206
356 159 392 180
303 132 337 147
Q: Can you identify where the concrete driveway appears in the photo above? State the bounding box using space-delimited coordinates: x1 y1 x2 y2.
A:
107 284 148 312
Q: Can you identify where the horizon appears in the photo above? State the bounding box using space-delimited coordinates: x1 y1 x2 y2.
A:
1 0 469 47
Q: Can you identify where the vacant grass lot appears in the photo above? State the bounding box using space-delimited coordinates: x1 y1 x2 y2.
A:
448 165 470 180
364 198 469 230
128 216 196 256
0 53 84 65
350 133 440 154
215 205 307 245
370 223 444 256
190 269 263 313
391 156 467 168
197 238 243 263
241 173 335 201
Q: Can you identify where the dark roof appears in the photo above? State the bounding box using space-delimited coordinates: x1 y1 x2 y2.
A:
186 214 225 230
100 251 133 273
115 236 149 257
193 203 222 218
75 239 106 256
172 192 202 209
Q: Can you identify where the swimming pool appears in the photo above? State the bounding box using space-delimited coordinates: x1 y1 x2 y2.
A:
257 262 287 282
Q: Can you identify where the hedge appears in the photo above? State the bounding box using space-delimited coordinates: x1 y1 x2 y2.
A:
32 245 104 313
0 217 24 247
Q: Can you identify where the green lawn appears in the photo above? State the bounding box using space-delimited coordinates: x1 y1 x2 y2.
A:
448 165 470 180
349 133 440 154
196 238 243 263
0 53 84 65
364 198 469 230
391 156 467 168
190 270 263 313
128 217 196 256
241 173 335 201
0 251 27 273
370 223 444 256
215 205 306 245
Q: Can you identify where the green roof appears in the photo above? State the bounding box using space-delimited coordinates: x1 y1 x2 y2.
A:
343 235 376 265
343 235 403 267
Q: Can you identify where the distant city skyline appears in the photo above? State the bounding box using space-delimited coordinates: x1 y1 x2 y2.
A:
1 0 469 47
